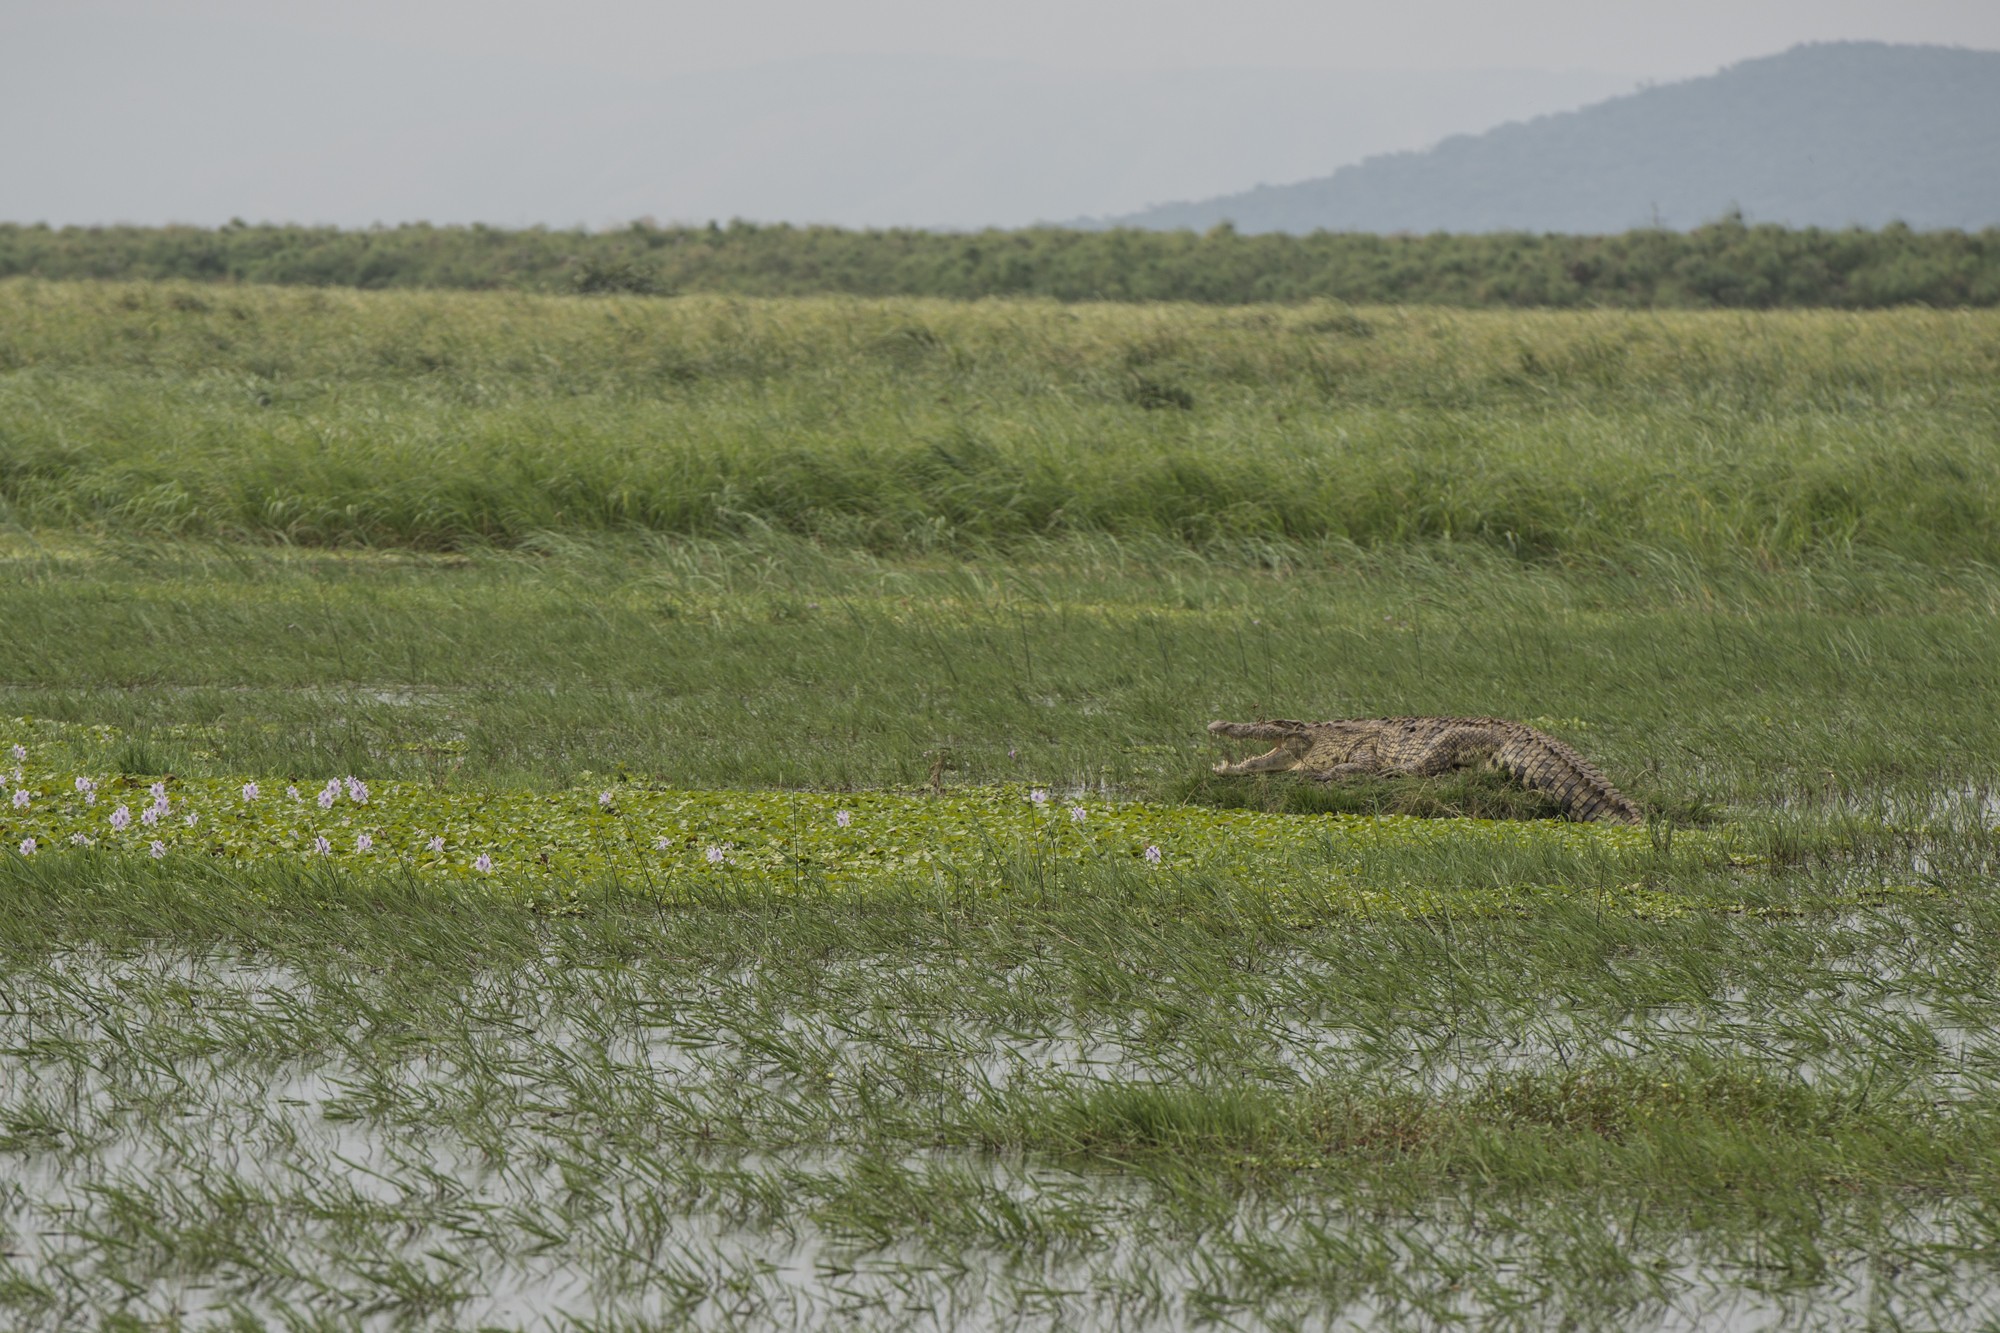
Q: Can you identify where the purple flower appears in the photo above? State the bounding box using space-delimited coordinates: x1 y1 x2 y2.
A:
241 781 259 801
70 833 93 847
11 789 27 810
149 781 167 802
473 853 493 873
312 835 330 856
355 833 373 852
704 845 726 864
1143 844 1162 865
149 840 166 859
184 812 198 827
652 835 671 851
75 776 95 794
345 776 368 803
317 783 337 810
286 785 300 801
426 835 445 853
1008 748 1018 761
18 838 34 855
84 791 96 806
110 804 131 830
835 809 852 828
1029 788 1048 806
1070 805 1087 822
9 744 23 761
598 790 615 808
141 806 159 826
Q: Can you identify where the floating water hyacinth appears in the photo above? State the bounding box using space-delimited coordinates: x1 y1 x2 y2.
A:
140 806 159 826
346 776 369 804
75 776 94 794
148 841 165 859
18 838 33 855
0 717 1732 918
149 782 167 802
286 786 300 801
184 812 198 827
10 744 24 762
598 790 615 809
11 790 27 809
317 782 337 810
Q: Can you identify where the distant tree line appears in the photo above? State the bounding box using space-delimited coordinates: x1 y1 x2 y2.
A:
3 215 1996 307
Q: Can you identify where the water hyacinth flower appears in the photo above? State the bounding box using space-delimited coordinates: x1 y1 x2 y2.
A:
10 744 24 761
652 835 671 851
1144 844 1163 864
184 812 198 827
18 838 33 855
242 781 259 801
835 809 852 828
598 790 615 809
312 835 330 856
286 785 300 801
141 806 159 826
356 833 373 853
149 841 166 859
345 776 368 803
1070 805 1087 822
150 781 167 802
317 781 338 810
110 804 131 830
70 833 93 847
704 845 726 864
75 776 95 794
11 789 27 809
474 853 493 873
1029 788 1048 806
427 835 445 854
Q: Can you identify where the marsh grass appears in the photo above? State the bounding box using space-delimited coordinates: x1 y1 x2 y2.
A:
4 280 2000 562
4 287 2000 1327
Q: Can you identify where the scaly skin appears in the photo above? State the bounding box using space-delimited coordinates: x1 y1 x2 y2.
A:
1208 717 1643 824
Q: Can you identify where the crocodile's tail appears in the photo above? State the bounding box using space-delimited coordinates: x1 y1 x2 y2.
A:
1493 728 1643 824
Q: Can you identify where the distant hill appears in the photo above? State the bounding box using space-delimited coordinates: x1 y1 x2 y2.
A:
1106 43 2000 234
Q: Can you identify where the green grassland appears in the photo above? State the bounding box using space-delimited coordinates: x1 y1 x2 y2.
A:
3 281 2000 1329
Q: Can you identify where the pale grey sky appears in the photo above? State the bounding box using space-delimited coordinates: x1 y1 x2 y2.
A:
19 0 1996 77
4 0 1997 228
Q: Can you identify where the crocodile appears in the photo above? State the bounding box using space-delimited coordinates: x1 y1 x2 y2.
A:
1207 716 1642 824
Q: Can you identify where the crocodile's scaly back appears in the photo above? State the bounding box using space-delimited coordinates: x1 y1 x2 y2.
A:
1208 716 1642 824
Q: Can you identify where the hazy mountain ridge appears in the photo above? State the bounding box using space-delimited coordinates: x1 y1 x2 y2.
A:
1105 43 2000 234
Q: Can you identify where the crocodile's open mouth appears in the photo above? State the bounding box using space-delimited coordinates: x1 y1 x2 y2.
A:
1207 720 1309 775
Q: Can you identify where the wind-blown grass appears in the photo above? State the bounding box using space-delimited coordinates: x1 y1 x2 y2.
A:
4 280 1999 561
